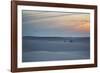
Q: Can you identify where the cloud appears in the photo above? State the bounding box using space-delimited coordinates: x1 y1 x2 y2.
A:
22 10 90 37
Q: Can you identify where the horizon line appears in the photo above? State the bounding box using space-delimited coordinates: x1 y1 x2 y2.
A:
23 36 90 37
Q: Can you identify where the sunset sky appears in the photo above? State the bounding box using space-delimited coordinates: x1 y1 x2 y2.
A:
22 10 90 37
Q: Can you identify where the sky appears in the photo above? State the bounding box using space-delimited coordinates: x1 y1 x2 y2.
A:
22 10 90 37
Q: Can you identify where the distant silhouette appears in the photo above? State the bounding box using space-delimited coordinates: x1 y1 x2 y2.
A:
64 39 73 43
69 40 73 43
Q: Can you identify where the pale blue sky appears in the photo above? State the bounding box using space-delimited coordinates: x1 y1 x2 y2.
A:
22 10 90 37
